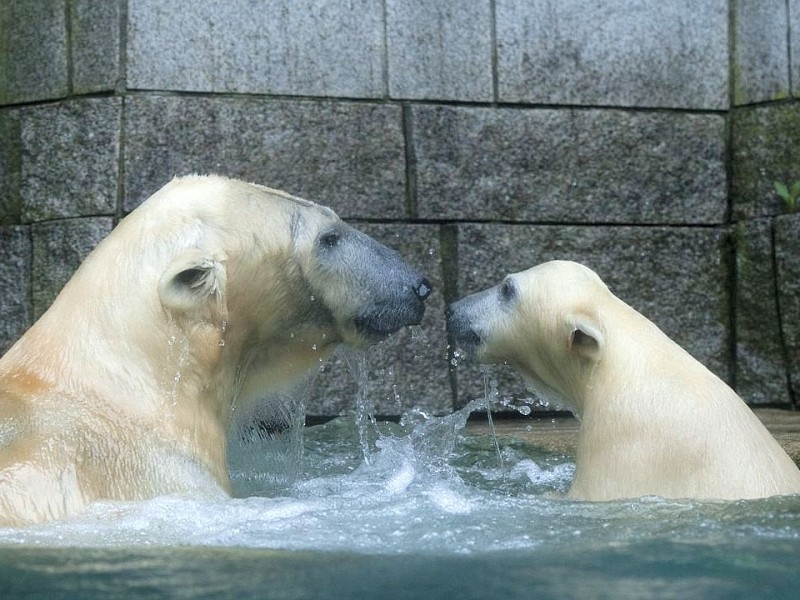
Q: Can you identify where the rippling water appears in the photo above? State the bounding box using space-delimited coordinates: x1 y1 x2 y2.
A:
1 410 800 599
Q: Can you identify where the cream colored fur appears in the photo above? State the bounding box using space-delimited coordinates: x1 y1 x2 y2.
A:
452 260 800 501
0 175 426 525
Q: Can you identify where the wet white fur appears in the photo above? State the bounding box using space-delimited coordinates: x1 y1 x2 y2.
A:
0 176 364 525
462 260 800 501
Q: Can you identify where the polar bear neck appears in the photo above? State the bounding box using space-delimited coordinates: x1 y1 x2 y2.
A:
568 295 800 500
574 296 723 418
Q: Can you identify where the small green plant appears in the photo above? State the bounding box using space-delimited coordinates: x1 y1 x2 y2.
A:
774 180 800 212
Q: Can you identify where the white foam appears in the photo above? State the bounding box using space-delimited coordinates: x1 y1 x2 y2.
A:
513 459 576 486
384 459 416 495
425 483 475 515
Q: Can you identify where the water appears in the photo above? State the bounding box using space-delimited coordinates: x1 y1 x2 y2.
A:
1 411 800 598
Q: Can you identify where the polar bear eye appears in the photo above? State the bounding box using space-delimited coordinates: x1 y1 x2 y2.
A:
499 278 517 303
319 230 340 249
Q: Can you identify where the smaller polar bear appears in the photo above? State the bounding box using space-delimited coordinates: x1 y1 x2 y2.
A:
0 175 431 525
447 260 800 501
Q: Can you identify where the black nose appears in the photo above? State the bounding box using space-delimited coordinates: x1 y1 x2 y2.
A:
414 277 432 301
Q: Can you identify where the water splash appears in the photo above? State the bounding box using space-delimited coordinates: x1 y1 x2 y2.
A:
340 348 377 464
228 380 310 497
481 366 504 471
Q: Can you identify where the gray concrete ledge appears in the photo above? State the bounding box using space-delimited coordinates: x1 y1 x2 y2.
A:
467 409 800 467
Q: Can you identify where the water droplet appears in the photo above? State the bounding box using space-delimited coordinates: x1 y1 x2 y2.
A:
218 339 225 347
310 295 316 302
311 344 317 351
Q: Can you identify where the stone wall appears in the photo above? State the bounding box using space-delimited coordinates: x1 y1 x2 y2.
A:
1 0 799 416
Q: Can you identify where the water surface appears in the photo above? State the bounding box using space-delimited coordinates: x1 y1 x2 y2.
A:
1 412 799 598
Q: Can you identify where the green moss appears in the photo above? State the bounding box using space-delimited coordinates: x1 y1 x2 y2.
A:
732 103 800 218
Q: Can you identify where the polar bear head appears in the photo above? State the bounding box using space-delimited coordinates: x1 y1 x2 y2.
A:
28 175 431 408
446 260 607 411
148 176 431 398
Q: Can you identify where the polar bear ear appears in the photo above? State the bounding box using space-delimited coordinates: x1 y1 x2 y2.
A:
567 315 604 362
158 250 227 314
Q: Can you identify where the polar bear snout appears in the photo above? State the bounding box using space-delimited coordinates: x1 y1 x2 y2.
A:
333 229 432 342
354 274 431 341
445 296 486 353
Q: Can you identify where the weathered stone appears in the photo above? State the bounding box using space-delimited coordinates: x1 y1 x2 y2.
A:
451 223 732 408
20 98 121 222
71 0 122 94
386 0 493 101
495 0 728 109
733 0 790 105
0 0 69 105
413 106 726 224
0 226 31 355
775 213 800 402
731 104 800 220
127 0 384 98
790 0 800 98
308 223 451 417
0 110 20 225
735 219 791 405
31 218 113 319
123 96 406 219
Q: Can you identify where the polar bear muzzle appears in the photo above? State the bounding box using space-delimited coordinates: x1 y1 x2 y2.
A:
310 225 431 344
445 285 499 356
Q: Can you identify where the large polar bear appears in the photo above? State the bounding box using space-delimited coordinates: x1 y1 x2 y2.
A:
0 175 431 525
447 260 800 501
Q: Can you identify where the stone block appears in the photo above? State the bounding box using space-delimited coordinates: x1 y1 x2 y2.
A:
308 223 451 417
20 98 121 222
0 0 69 105
0 226 31 355
71 0 122 94
775 213 800 402
791 0 800 97
0 110 20 225
495 0 728 109
123 96 406 219
451 223 732 408
127 0 384 98
731 104 800 220
733 0 790 105
31 218 113 319
735 219 791 405
386 0 493 101
413 106 726 224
